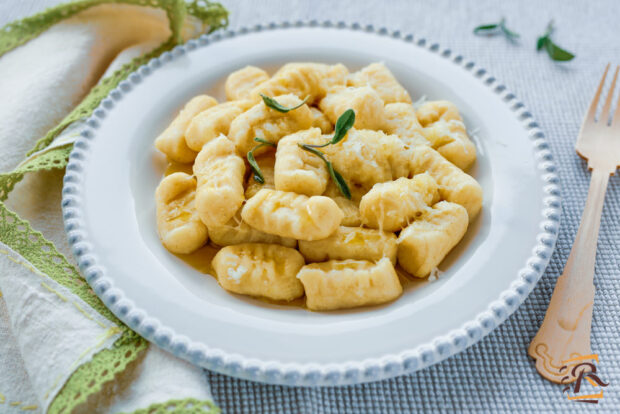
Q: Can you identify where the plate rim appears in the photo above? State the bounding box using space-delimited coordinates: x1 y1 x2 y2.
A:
61 20 562 386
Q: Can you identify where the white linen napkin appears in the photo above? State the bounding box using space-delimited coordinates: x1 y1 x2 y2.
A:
0 2 227 413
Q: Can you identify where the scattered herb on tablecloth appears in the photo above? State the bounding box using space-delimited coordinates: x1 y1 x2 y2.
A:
536 20 575 61
473 18 520 40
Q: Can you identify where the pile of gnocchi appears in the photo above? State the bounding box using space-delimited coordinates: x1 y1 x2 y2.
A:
154 62 483 311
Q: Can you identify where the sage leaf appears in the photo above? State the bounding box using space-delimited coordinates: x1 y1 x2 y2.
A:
473 23 499 34
499 19 520 39
474 18 519 39
260 94 309 113
536 21 575 61
545 40 575 61
253 137 274 146
327 162 351 200
246 137 276 183
331 109 356 145
308 109 356 149
247 150 264 184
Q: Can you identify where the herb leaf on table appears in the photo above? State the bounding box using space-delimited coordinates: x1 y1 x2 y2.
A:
536 20 575 61
474 18 519 40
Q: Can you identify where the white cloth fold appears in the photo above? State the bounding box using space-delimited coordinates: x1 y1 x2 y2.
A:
0 3 217 413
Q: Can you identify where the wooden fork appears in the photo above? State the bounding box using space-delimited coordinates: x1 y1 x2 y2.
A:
529 64 620 383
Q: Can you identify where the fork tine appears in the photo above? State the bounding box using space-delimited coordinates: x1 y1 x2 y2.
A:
612 66 620 126
601 65 619 124
585 64 610 122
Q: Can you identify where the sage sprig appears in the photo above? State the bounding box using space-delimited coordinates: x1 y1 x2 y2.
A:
306 109 356 149
296 109 355 199
536 20 575 61
247 137 276 183
473 18 519 40
260 94 309 113
299 144 351 200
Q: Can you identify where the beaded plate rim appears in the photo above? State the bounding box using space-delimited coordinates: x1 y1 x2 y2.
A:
62 20 562 386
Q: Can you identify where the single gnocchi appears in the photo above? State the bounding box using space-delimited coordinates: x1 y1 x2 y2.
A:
154 95 218 163
241 189 343 241
319 86 385 130
298 226 397 264
359 173 439 232
415 101 476 170
185 100 250 152
421 118 476 171
347 62 411 104
297 258 403 311
228 93 314 154
212 243 305 301
322 180 365 227
397 201 468 278
155 172 208 254
310 106 334 133
383 103 430 147
274 128 329 196
251 62 349 104
193 135 246 227
322 128 410 188
225 66 270 101
408 145 483 220
154 61 483 312
208 211 296 248
416 100 462 126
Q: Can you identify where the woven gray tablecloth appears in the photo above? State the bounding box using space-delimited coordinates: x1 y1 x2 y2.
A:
2 0 620 412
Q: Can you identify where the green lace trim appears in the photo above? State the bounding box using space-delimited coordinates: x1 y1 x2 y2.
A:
48 331 148 414
0 145 73 202
0 0 227 412
0 201 122 323
125 398 220 414
0 0 229 57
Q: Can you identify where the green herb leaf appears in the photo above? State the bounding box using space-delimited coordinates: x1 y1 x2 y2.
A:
473 23 499 34
307 109 356 149
545 40 575 61
247 150 264 184
327 162 351 200
536 20 575 61
499 19 520 39
260 94 309 113
253 137 275 146
474 18 519 40
298 144 351 199
331 109 356 145
246 138 277 183
299 144 327 161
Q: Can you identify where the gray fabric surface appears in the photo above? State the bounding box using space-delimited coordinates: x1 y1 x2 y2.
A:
2 0 620 412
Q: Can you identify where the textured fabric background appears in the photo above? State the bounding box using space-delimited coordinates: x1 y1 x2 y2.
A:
2 0 620 412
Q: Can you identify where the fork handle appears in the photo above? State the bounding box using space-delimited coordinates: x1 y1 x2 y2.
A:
562 168 609 291
529 167 609 383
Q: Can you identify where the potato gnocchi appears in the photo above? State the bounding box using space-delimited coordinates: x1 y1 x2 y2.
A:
297 258 403 311
154 62 483 312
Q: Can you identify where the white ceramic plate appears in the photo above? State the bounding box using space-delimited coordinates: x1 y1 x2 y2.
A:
62 22 561 386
